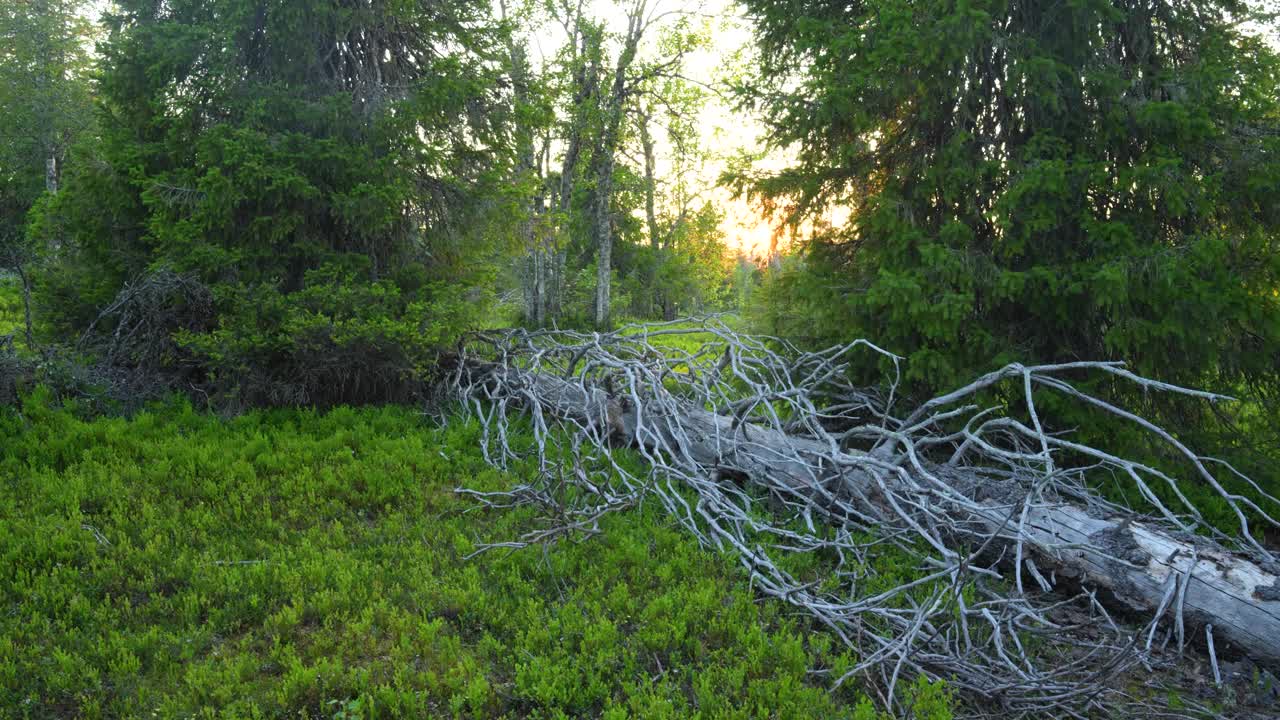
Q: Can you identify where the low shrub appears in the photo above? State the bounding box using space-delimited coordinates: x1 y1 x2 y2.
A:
0 395 953 719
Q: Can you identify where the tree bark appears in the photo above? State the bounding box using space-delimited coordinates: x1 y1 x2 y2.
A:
501 1 550 327
639 109 665 319
592 186 613 328
640 110 659 250
588 3 645 329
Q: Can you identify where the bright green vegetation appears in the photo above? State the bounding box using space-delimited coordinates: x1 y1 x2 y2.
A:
0 394 953 719
618 317 739 355
0 276 23 342
735 0 1280 514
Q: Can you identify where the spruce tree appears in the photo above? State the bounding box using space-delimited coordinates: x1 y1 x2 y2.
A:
41 0 512 404
737 0 1280 396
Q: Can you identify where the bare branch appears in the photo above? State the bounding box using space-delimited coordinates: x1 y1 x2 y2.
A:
447 318 1280 717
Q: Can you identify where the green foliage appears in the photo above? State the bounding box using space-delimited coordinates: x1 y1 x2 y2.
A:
736 0 1280 508
34 0 514 406
0 0 97 359
0 0 96 269
738 0 1280 393
0 395 953 719
0 276 23 342
618 202 734 319
504 5 735 330
175 263 494 407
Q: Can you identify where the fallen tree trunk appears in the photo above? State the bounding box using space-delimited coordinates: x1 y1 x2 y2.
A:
449 321 1280 716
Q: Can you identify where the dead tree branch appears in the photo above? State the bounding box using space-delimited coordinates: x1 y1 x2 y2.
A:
447 318 1280 717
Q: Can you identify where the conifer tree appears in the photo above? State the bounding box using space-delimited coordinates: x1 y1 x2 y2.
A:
41 0 512 404
737 0 1280 397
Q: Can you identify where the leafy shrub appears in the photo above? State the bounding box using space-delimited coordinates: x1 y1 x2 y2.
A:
172 263 491 409
0 275 23 342
0 396 952 719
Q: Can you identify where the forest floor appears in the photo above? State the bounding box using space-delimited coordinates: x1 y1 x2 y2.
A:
3 281 1277 719
0 395 956 719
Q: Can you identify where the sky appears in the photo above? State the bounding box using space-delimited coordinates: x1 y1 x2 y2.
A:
665 0 782 258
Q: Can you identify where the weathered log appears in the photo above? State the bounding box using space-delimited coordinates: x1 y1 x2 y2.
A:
478 362 1280 664
450 322 1280 714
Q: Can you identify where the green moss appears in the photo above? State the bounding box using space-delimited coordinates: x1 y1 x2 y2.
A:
0 395 952 719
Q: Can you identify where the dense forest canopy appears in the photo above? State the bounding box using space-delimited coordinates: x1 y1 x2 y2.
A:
737 0 1280 390
30 0 516 405
728 0 1280 515
4 0 759 406
3 0 1280 717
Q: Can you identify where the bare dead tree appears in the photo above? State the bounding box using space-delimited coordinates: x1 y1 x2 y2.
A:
78 268 213 369
448 318 1280 718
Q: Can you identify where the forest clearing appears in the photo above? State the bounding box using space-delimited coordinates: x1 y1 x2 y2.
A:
3 0 1280 717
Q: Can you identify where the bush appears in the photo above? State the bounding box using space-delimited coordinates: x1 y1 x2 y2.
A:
0 275 23 341
29 0 512 409
0 396 953 718
177 264 491 408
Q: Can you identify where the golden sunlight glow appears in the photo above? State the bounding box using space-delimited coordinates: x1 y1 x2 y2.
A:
678 2 853 261
550 0 801 261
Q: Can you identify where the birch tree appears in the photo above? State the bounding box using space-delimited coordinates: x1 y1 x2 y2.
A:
0 0 95 346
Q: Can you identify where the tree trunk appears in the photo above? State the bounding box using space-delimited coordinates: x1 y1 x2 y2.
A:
587 5 645 329
589 113 620 329
593 190 613 328
463 359 1280 667
501 3 549 327
639 110 664 319
45 155 58 194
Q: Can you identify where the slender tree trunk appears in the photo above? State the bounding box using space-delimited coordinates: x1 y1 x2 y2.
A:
501 2 548 327
590 142 616 329
15 263 35 349
640 112 659 250
590 116 618 328
639 111 664 318
589 5 644 329
45 155 58 194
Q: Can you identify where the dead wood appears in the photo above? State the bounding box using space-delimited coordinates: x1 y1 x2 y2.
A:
448 318 1280 717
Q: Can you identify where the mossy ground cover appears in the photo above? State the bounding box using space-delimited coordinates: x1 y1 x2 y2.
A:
0 391 953 719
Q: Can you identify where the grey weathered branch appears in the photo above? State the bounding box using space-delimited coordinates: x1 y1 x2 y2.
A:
448 318 1279 717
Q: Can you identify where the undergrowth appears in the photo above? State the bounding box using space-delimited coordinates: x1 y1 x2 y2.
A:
0 391 954 719
0 276 25 344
